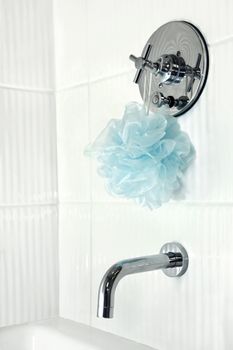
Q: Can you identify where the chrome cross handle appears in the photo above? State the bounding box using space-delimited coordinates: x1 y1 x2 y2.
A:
129 43 159 83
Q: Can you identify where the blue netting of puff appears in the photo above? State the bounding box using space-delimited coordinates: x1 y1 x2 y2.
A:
85 102 195 209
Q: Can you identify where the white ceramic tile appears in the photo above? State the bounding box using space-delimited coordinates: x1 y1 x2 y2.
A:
0 88 57 205
89 73 141 203
0 206 58 327
87 0 233 80
89 73 140 140
87 0 156 80
177 41 233 202
56 86 90 202
59 203 91 325
91 202 232 350
148 0 233 45
0 0 54 89
53 0 88 88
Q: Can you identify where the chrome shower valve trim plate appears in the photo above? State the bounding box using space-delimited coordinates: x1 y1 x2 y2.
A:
129 21 209 117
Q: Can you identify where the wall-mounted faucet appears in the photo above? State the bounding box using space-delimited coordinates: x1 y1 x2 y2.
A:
97 242 188 318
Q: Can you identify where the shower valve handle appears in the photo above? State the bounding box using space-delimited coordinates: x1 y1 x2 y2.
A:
130 49 202 88
129 43 159 84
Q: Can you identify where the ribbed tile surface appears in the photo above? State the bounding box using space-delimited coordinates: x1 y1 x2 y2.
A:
0 89 57 205
179 41 233 202
59 204 91 324
0 0 58 329
0 206 59 327
56 87 90 202
0 0 54 89
53 0 88 88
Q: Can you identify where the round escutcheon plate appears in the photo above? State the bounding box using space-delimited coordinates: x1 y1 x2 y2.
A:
160 242 189 277
138 21 209 117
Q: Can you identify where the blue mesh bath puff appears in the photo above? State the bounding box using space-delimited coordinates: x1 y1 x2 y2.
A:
85 102 195 209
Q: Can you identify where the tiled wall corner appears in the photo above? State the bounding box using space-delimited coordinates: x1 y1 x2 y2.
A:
56 86 90 203
59 204 91 324
53 0 92 326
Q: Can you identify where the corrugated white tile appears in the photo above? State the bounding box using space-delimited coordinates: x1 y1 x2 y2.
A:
59 203 91 325
89 73 140 202
148 0 233 45
91 203 232 350
0 206 58 327
87 0 233 80
0 0 54 89
87 0 156 80
178 41 233 202
53 0 88 88
0 88 57 205
56 86 90 202
89 73 140 140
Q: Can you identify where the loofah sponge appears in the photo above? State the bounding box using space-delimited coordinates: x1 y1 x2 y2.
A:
85 102 195 209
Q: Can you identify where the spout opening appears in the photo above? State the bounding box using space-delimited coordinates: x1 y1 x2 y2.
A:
97 307 114 319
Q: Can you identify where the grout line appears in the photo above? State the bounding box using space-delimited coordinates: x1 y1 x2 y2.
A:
0 69 134 95
57 200 233 207
0 83 54 94
55 80 88 92
51 0 61 318
169 200 233 207
210 34 233 47
0 202 58 209
55 69 134 93
86 0 93 326
0 36 233 96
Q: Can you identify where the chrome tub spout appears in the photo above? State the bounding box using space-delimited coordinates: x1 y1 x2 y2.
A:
97 242 188 318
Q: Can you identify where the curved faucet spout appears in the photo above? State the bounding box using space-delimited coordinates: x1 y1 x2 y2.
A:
97 249 184 319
